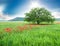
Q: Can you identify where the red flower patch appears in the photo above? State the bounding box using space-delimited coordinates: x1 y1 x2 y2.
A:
23 25 28 30
17 26 24 31
5 28 12 32
17 25 29 31
29 25 33 29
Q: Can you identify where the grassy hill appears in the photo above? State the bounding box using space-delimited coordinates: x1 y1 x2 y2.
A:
9 17 24 21
55 18 60 21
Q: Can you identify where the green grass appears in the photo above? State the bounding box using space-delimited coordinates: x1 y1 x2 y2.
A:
0 21 60 46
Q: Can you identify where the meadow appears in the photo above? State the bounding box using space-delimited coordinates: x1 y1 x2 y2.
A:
0 21 60 46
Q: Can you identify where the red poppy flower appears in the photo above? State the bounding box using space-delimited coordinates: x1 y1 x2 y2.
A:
29 25 33 29
5 28 12 32
23 25 28 30
17 26 24 31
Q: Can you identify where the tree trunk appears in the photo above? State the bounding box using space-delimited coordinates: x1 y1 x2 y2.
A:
37 20 40 24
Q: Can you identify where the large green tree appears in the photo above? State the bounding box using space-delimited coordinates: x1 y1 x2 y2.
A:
25 8 55 24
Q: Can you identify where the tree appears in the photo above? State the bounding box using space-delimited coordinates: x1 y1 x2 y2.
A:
25 8 55 24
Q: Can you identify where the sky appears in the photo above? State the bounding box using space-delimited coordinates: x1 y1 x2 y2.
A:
0 0 60 20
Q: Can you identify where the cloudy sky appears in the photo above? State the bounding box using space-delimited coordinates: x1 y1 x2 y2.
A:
0 0 60 20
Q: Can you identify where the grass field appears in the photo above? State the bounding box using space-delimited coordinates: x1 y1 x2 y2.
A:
0 21 60 46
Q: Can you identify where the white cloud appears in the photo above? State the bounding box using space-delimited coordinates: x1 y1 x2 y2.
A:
29 0 46 9
0 5 4 14
52 12 60 18
0 5 14 20
29 0 40 8
0 14 12 20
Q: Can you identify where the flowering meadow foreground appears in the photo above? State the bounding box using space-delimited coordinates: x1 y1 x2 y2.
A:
0 21 60 46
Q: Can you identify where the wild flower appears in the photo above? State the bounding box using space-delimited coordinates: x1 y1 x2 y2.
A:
23 25 28 30
5 28 12 32
29 25 33 29
17 26 25 31
17 25 29 31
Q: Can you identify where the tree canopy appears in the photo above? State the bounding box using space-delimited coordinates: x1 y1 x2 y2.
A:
25 8 55 24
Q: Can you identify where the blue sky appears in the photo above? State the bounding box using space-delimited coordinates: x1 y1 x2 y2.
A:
0 0 30 15
40 0 60 9
0 0 60 20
